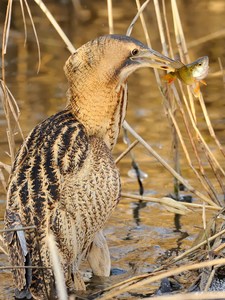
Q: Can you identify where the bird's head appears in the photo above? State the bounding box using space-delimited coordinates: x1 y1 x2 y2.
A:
64 35 176 148
64 34 175 89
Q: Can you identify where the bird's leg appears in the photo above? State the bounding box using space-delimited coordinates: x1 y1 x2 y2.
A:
87 230 111 277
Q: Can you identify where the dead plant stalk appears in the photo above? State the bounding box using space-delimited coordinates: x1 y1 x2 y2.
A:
98 258 225 300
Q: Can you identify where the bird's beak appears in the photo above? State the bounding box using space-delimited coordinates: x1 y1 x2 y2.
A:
131 48 179 72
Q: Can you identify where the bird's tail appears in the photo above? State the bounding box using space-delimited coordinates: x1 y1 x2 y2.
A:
4 209 32 299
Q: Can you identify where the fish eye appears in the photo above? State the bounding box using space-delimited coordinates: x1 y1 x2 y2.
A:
131 48 139 56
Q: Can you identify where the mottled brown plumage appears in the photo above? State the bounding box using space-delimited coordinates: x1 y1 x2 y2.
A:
4 34 174 299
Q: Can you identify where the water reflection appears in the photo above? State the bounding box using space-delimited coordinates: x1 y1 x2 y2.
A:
0 0 225 298
132 200 148 227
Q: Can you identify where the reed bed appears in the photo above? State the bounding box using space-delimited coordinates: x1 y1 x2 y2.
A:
0 0 225 299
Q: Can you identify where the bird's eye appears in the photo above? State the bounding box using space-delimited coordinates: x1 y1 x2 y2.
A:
131 48 139 56
198 63 202 66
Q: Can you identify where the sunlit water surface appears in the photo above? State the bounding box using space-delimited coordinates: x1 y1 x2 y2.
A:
0 0 225 298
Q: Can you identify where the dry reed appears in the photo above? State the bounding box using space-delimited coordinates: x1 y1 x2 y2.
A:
48 233 68 300
148 291 225 300
97 258 225 300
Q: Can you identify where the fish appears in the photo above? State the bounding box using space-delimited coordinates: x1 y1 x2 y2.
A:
163 56 209 97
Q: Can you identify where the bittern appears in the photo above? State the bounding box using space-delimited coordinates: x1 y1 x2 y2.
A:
4 34 174 299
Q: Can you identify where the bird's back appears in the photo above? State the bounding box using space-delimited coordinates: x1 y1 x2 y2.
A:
4 108 120 298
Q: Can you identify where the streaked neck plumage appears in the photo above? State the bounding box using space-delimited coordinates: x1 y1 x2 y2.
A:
64 42 129 150
66 78 127 150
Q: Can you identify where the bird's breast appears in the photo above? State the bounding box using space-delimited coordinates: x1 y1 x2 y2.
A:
60 135 121 251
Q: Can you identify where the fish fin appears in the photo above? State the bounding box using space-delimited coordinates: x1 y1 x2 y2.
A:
163 73 176 84
192 82 201 97
200 79 207 86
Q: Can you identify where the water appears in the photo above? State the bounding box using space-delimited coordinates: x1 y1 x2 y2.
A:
0 0 225 298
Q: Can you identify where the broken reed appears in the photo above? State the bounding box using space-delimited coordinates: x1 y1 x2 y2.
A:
97 258 225 300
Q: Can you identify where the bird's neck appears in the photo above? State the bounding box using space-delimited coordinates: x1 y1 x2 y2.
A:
67 82 127 150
